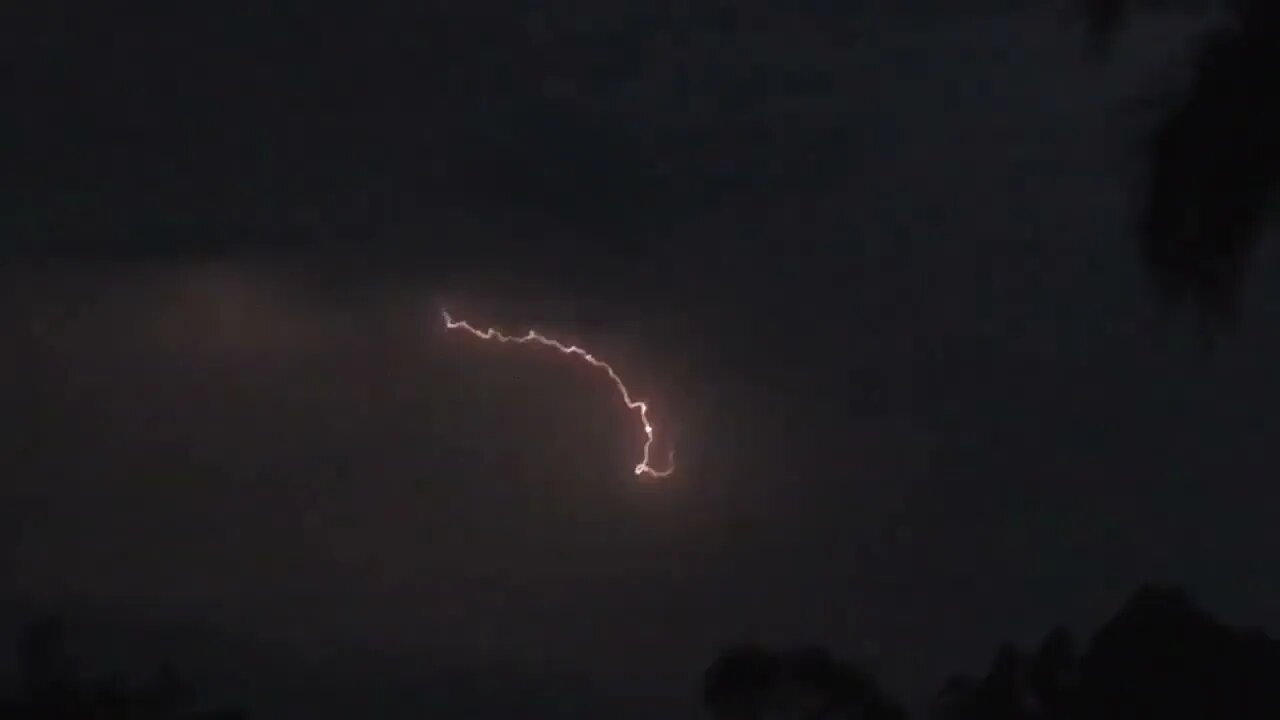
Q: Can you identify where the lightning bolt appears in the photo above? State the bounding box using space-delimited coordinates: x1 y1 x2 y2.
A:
441 309 676 479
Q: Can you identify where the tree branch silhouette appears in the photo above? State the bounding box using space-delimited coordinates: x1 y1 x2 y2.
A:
1073 0 1280 330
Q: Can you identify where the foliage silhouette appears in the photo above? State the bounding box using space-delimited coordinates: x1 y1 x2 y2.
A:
704 645 907 719
927 583 1280 719
1073 0 1280 328
2 616 248 720
705 584 1280 718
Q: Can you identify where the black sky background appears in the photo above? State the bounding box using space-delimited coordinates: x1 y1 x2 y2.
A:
4 3 1280 718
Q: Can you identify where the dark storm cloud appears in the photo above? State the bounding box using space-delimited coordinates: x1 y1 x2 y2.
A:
3 1 876 265
1 254 938 715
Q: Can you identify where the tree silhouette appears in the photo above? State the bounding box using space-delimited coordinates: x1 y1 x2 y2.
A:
3 616 249 720
928 584 1280 720
704 645 907 719
1025 628 1078 720
17 618 78 705
1080 584 1280 719
929 632 1081 720
1073 0 1280 328
709 585 1280 719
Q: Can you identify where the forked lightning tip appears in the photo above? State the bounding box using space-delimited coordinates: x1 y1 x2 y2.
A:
442 310 676 479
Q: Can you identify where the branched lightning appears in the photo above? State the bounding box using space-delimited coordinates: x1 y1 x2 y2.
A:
441 309 675 479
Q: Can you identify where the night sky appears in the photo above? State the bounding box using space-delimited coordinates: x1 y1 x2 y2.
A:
4 3 1280 718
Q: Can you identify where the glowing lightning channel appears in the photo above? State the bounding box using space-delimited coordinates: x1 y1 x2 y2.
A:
441 309 676 479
